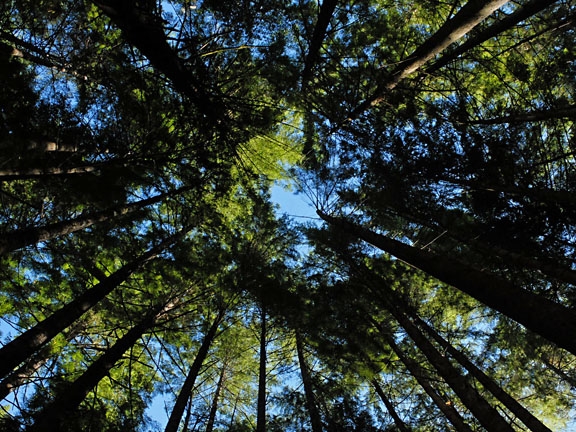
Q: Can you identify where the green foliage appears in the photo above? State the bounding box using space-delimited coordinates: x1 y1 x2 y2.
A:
1 0 575 430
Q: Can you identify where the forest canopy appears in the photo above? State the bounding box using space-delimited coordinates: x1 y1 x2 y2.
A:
1 0 576 430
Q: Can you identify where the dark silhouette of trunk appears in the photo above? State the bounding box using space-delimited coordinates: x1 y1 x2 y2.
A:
388 309 515 431
205 364 226 432
441 176 576 210
348 0 509 119
301 0 339 87
0 185 195 256
429 206 576 287
464 104 576 125
93 0 225 122
317 210 576 355
541 357 576 389
375 324 474 432
412 316 552 432
371 379 411 432
0 229 187 380
295 331 323 432
0 347 49 401
30 303 171 432
428 0 558 73
256 306 267 432
362 265 526 431
0 324 83 401
0 164 98 180
164 310 224 432
361 193 576 287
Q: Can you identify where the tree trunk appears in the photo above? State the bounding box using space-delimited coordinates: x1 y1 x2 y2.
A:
376 326 475 432
412 315 552 432
348 0 509 119
371 379 411 432
428 0 558 73
359 192 576 287
541 356 576 389
92 0 224 122
388 308 515 431
29 303 169 432
465 104 576 125
205 364 226 432
256 306 267 432
0 229 187 379
0 185 195 256
317 210 576 355
164 309 224 432
442 176 576 210
0 165 98 180
301 0 339 87
0 347 49 401
295 331 323 432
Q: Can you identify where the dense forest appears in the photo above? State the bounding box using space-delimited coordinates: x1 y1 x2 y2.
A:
1 0 576 430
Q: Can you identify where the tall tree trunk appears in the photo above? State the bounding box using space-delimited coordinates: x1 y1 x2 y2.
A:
371 379 411 432
0 165 98 180
412 315 552 432
348 0 509 119
361 192 576 287
376 325 475 432
205 364 226 432
428 0 558 73
410 195 576 287
442 176 576 210
0 229 187 379
164 309 225 432
465 104 576 125
387 308 515 431
301 0 339 87
317 210 576 355
0 185 195 256
295 331 323 432
0 325 82 401
92 0 224 122
0 348 49 401
540 356 576 389
29 302 170 432
256 306 267 432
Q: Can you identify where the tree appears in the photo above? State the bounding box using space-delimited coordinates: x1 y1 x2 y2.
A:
0 228 188 379
316 210 576 355
164 307 225 432
1 0 576 429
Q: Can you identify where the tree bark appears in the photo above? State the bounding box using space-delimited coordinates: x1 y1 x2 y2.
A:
465 104 576 125
394 194 576 287
412 315 552 432
295 331 323 432
205 364 226 432
388 308 515 431
0 229 187 380
301 0 339 88
0 165 98 180
428 0 558 73
29 303 169 432
371 378 411 432
0 185 195 256
164 310 224 432
377 326 475 432
348 0 509 120
0 347 50 401
256 306 267 432
317 210 576 355
92 0 225 122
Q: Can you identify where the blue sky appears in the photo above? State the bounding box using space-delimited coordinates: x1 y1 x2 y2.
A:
271 184 318 222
